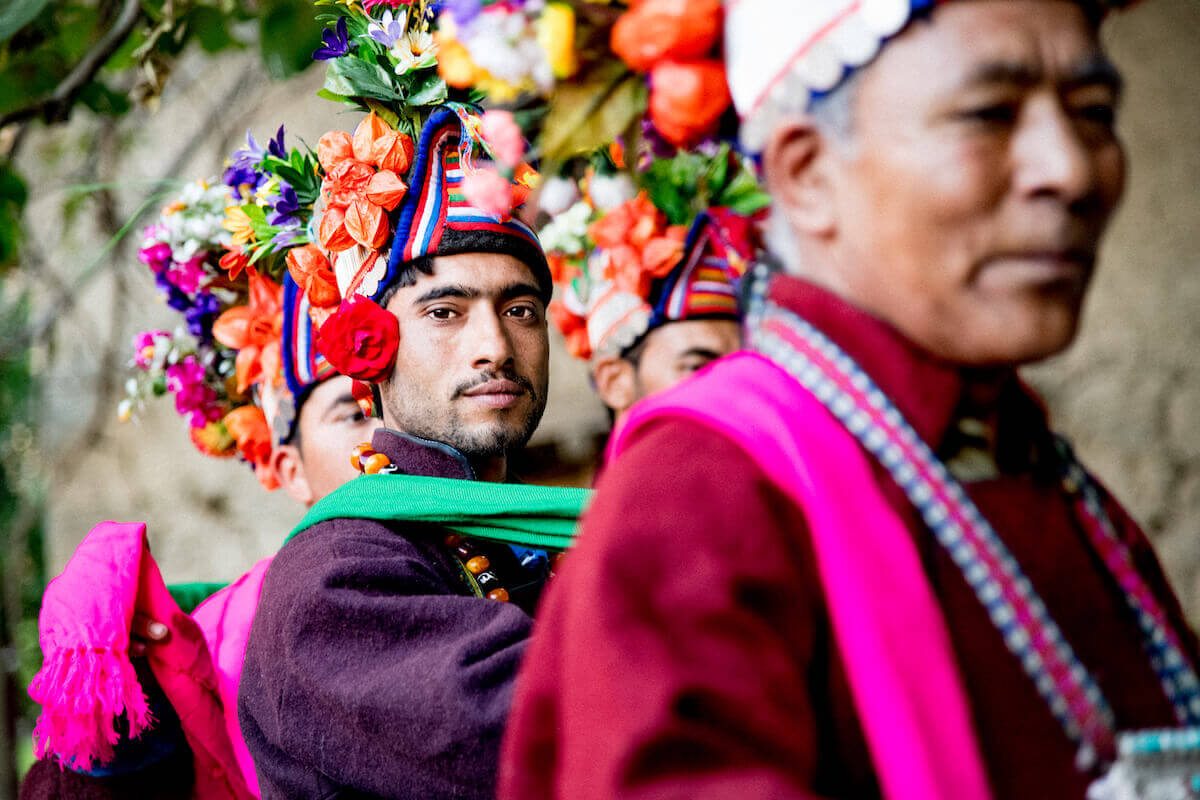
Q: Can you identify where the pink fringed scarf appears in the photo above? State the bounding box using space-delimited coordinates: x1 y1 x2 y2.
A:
27 521 254 799
28 521 156 768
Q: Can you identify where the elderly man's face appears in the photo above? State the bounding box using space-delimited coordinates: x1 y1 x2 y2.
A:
810 0 1125 365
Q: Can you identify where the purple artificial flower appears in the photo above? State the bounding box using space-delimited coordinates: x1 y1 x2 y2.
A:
439 0 482 26
184 292 221 340
267 125 287 160
640 119 677 162
367 10 406 48
313 17 352 60
156 273 191 312
267 181 300 226
224 131 269 197
269 227 303 249
138 241 173 273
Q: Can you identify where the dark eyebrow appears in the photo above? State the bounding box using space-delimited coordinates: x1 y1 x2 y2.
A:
319 392 359 419
413 284 480 305
678 348 723 361
499 282 545 303
959 54 1123 97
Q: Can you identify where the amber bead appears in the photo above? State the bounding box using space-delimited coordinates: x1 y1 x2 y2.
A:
444 534 463 547
455 543 472 558
465 555 490 574
363 453 391 474
487 588 510 603
351 443 375 472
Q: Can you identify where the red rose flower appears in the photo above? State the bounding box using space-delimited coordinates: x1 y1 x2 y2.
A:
316 295 400 383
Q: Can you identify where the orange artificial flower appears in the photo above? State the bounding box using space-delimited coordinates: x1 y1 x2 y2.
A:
648 59 731 146
352 112 391 165
547 253 578 283
641 227 687 276
318 205 356 252
211 273 284 394
323 160 376 209
512 163 540 208
318 131 355 173
373 130 415 175
605 243 653 297
343 199 390 249
219 248 253 281
549 299 591 360
286 244 341 308
223 405 278 490
611 0 721 73
438 38 484 88
365 170 408 211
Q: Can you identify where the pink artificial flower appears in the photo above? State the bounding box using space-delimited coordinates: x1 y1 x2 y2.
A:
363 0 412 10
166 255 208 294
480 110 526 168
138 242 172 273
166 356 222 428
132 330 169 370
461 169 514 220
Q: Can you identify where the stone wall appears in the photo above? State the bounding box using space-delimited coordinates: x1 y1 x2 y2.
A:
20 0 1200 619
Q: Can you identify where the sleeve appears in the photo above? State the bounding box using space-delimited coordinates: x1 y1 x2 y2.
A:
238 521 531 800
502 419 843 800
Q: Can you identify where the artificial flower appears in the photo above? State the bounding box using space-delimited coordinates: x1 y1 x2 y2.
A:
362 0 411 10
536 3 578 79
137 242 172 272
538 176 580 217
391 30 439 74
190 420 236 458
365 170 408 210
588 173 637 211
316 294 400 383
219 248 253 280
314 16 352 60
437 37 485 88
267 181 301 226
132 330 170 370
512 163 539 208
480 110 525 168
318 205 356 252
547 253 578 283
549 299 591 360
324 159 376 207
211 273 284 393
461 169 514 220
167 255 208 294
286 244 342 308
367 9 406 48
442 0 482 27
166 356 225 428
185 292 222 340
223 205 256 246
611 0 721 73
372 130 415 174
352 112 391 165
223 405 278 489
344 198 390 248
318 131 355 173
648 59 730 146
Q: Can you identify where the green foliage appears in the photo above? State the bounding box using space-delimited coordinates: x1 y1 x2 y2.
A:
640 143 771 226
0 162 27 271
539 65 645 165
259 0 324 79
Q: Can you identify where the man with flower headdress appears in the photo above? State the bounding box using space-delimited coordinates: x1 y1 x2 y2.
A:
20 165 379 800
500 2 1200 799
234 98 593 800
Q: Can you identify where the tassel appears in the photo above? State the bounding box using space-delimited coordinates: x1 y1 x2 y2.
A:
28 645 153 770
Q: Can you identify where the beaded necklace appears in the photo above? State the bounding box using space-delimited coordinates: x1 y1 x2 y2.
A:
745 280 1200 770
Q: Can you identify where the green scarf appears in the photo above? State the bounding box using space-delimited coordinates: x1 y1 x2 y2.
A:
287 473 592 551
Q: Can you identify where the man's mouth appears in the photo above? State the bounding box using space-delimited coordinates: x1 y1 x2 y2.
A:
460 379 527 409
977 248 1095 291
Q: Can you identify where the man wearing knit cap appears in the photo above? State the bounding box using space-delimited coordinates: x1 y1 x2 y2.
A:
237 105 589 800
499 2 1200 799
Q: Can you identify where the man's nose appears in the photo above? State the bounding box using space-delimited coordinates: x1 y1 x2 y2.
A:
469 308 515 369
1011 96 1110 212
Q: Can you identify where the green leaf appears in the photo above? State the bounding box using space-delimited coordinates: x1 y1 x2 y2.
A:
325 56 403 103
77 81 131 115
0 162 27 270
187 6 239 54
406 71 447 107
316 87 357 107
0 0 50 43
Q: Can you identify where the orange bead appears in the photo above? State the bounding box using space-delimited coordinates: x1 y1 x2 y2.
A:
363 453 391 475
444 534 463 547
351 443 375 471
487 588 510 603
466 555 490 575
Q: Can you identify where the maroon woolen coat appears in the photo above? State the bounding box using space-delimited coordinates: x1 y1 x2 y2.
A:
499 277 1199 800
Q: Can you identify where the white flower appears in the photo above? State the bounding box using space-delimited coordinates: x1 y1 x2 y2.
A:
538 176 580 217
589 174 637 211
391 30 438 74
538 200 594 255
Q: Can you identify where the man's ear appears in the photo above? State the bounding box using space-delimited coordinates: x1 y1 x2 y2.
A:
592 356 637 417
761 116 837 239
271 443 315 506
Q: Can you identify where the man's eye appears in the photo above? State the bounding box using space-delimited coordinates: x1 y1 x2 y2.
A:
1076 103 1116 128
506 305 537 320
428 307 457 320
961 104 1018 125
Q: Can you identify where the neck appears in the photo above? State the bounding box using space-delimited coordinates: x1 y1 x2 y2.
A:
471 453 507 483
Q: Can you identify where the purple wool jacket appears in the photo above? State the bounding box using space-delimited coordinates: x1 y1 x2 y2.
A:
237 429 542 800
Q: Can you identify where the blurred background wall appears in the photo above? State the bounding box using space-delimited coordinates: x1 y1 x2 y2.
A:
0 0 1197 789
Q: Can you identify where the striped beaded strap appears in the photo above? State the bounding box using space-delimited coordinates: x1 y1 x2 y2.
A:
1056 440 1200 727
749 297 1123 765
